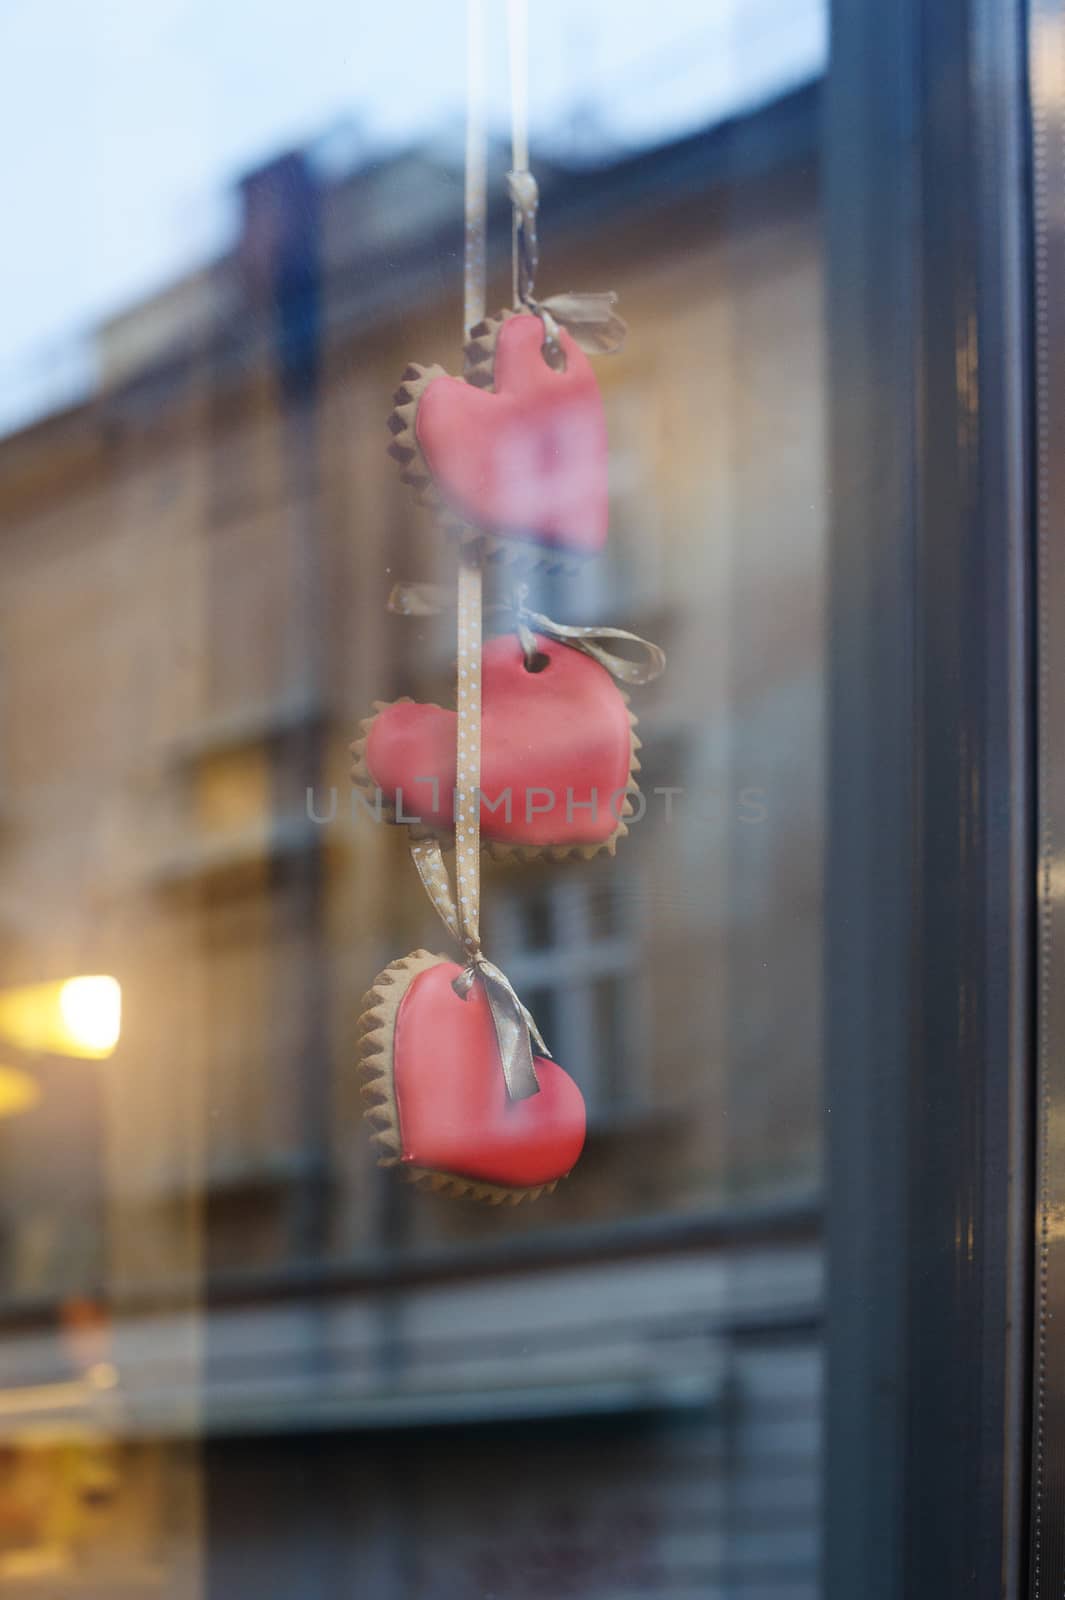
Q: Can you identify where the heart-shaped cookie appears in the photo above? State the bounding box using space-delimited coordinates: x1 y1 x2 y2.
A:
388 310 608 561
350 632 640 861
359 950 587 1201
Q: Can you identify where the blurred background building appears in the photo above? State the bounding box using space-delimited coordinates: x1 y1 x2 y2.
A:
0 52 824 1600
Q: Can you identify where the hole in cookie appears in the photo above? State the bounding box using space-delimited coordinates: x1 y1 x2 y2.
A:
523 650 550 674
541 338 567 372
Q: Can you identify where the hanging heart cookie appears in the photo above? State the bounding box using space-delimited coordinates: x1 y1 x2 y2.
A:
388 309 609 562
350 631 641 861
359 949 587 1202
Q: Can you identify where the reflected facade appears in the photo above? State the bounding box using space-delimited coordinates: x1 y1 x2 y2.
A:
0 75 824 1600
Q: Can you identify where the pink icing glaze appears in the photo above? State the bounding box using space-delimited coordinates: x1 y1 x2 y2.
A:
394 960 586 1187
365 633 633 846
415 314 608 553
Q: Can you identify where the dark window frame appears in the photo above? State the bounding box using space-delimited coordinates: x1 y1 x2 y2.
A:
823 1 1034 1597
1027 1 1065 1593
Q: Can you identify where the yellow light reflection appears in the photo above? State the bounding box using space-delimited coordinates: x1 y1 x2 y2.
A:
0 1065 41 1119
58 977 122 1057
0 976 122 1060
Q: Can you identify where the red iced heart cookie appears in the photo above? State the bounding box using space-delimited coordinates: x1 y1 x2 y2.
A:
388 311 608 557
351 633 640 861
359 950 586 1201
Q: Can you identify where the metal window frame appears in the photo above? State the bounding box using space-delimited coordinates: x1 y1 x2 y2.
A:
1028 3 1065 1592
824 1 1033 1597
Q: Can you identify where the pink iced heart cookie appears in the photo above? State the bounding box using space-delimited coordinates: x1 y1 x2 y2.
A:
350 632 641 861
359 950 587 1202
387 311 608 559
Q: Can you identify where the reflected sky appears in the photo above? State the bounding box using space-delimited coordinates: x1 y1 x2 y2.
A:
0 0 824 434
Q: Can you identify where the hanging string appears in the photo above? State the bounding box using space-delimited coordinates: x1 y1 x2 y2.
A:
506 0 535 316
502 0 624 358
505 0 566 365
405 0 542 1101
507 0 529 173
463 0 487 337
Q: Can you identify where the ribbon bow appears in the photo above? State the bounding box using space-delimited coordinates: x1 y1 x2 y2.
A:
452 950 550 1100
505 169 627 357
388 582 666 688
410 837 545 1102
510 585 665 686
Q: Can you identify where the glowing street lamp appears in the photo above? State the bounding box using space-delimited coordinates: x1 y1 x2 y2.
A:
0 976 122 1061
57 977 122 1058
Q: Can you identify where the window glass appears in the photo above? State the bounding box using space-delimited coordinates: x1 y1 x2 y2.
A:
0 2 827 1594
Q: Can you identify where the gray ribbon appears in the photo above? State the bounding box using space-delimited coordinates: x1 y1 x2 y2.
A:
535 292 627 356
504 169 627 358
505 169 541 310
512 586 665 686
409 837 544 1102
451 954 548 1102
388 583 665 686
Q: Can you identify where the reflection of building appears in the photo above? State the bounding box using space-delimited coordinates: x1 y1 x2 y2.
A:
0 85 823 1597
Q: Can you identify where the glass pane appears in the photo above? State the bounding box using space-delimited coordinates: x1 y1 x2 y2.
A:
0 2 827 1595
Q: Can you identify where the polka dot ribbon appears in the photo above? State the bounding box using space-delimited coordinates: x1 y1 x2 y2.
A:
407 558 546 1103
453 556 483 947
